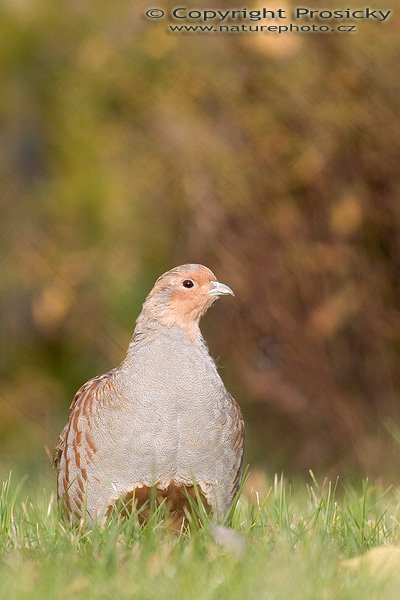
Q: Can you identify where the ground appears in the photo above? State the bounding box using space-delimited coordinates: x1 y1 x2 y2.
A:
1 470 400 599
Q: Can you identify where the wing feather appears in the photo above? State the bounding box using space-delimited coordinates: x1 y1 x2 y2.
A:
54 371 120 516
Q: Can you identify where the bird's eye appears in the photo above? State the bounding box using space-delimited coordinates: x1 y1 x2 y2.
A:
182 279 194 288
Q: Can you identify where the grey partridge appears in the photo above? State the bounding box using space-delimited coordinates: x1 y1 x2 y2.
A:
54 264 244 523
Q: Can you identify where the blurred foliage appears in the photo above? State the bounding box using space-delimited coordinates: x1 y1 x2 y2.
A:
1 0 400 476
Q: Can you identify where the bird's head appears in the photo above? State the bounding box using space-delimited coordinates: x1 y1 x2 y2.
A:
138 264 234 340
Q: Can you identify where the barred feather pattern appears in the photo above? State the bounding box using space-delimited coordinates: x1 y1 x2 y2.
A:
54 371 118 518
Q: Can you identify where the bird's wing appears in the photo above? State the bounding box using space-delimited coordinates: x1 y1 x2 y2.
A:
217 388 245 501
53 370 116 471
228 393 245 496
53 422 68 470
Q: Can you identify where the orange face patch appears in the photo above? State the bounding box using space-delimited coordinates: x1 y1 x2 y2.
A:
168 268 217 318
145 265 218 339
136 264 235 341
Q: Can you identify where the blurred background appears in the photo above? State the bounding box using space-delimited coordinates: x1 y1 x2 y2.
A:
1 0 400 481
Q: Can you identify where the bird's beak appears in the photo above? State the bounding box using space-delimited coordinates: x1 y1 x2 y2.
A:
208 281 235 297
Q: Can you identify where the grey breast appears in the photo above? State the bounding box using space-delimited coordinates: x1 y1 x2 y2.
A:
112 327 232 488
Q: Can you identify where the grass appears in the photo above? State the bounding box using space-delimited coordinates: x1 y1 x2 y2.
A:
2 470 400 599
